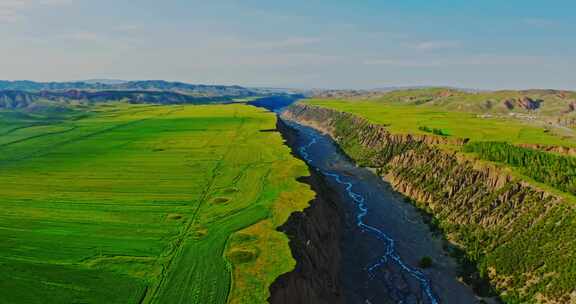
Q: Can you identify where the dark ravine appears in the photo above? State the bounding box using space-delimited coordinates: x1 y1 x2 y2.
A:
248 96 345 304
260 97 477 304
278 119 480 304
268 119 345 304
281 103 576 304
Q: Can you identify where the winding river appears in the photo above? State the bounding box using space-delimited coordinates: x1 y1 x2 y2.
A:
287 120 478 304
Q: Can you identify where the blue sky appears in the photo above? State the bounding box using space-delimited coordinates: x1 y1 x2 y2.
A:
1 0 575 89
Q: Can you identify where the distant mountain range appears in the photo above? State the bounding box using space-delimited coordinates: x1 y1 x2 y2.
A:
83 79 129 85
0 89 243 110
0 80 272 111
0 80 257 97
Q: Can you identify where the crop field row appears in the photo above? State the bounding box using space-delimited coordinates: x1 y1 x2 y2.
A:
0 102 313 304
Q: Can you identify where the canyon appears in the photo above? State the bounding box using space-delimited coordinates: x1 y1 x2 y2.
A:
276 103 576 304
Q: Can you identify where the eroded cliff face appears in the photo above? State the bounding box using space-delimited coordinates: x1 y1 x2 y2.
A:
518 143 576 157
268 119 344 304
282 104 576 304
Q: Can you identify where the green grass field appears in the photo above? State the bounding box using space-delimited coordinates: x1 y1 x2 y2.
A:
0 102 313 304
305 98 575 147
304 97 576 200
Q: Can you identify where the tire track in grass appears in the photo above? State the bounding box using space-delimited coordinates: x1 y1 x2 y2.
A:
164 116 273 304
0 107 180 166
172 114 247 302
144 108 248 304
0 125 78 149
146 107 279 304
0 123 54 137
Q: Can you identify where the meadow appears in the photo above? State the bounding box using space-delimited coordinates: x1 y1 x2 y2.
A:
0 102 313 303
304 98 576 196
305 98 575 147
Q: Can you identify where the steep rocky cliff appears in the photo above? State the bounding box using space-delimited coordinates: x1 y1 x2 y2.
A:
282 104 576 304
269 119 345 304
518 143 576 157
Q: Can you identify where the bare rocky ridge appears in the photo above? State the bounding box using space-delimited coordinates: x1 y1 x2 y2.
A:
517 143 576 156
503 97 542 111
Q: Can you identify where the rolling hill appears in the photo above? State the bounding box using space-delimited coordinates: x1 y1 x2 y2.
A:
0 90 237 110
315 87 576 129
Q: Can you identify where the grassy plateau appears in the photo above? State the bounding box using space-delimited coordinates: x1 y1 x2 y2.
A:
306 97 575 147
0 102 313 304
304 93 576 195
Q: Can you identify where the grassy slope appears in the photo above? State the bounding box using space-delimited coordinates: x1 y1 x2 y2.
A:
0 102 313 304
306 98 575 147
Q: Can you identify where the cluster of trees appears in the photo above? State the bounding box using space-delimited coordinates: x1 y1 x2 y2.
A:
464 142 576 195
418 126 449 136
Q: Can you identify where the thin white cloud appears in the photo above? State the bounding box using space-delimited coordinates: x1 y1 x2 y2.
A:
413 40 462 50
241 37 323 49
363 59 441 68
54 24 145 44
190 53 342 68
0 10 18 23
364 54 554 68
60 31 106 42
0 0 29 8
114 24 142 32
39 0 72 4
450 54 551 66
523 18 558 27
0 0 71 23
0 0 27 23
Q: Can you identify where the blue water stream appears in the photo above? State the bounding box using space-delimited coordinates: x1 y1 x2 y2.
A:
248 96 476 303
298 133 440 304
